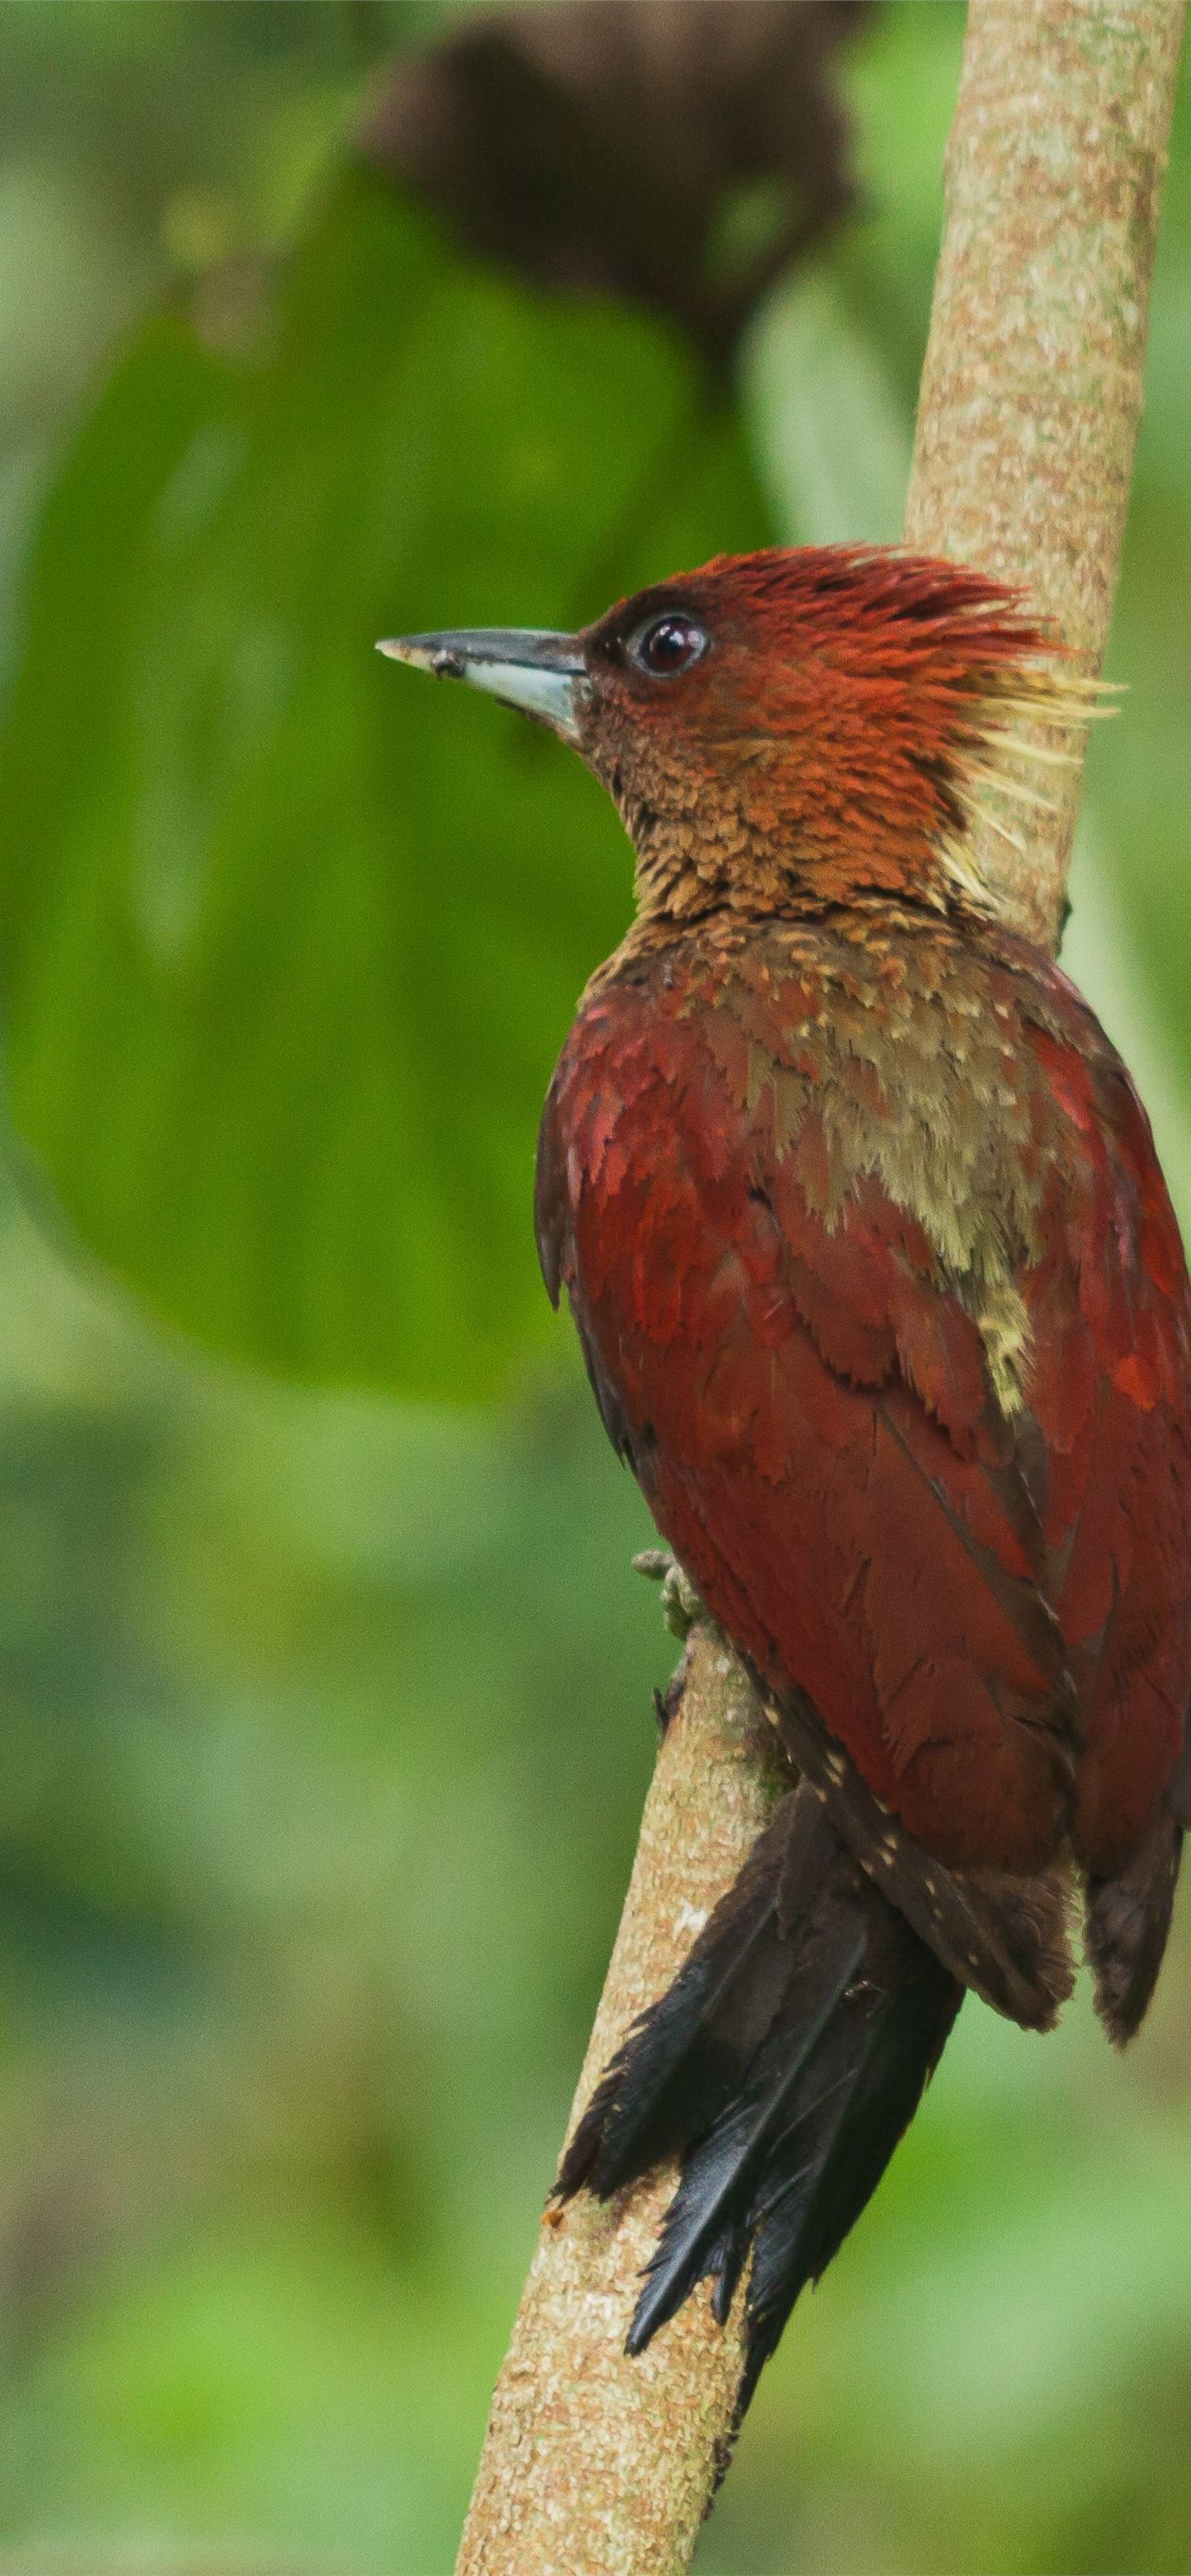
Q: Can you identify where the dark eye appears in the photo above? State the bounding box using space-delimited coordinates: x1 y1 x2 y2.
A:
627 613 708 679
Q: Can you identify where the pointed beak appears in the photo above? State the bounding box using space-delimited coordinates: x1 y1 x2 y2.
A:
377 626 588 744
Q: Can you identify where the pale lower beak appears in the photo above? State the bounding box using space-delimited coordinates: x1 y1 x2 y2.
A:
377 626 588 744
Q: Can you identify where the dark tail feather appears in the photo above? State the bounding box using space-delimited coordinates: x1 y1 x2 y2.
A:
1084 1812 1183 2046
557 1786 961 2434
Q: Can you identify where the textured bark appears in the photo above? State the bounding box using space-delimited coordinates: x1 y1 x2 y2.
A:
455 4 1185 2569
455 1628 788 2576
904 0 1185 945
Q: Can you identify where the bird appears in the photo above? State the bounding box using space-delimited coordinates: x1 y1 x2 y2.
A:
379 546 1191 2434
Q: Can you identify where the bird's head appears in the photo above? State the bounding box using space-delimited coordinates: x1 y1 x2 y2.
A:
380 546 1096 925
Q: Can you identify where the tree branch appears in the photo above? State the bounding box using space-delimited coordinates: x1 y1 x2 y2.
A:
455 5 1185 2568
903 0 1185 943
455 1626 788 2576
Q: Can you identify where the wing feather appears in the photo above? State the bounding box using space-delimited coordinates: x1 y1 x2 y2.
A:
541 938 1191 1879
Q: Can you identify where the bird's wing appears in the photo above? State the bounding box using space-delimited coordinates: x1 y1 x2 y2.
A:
1015 987 1191 1871
537 949 1191 1883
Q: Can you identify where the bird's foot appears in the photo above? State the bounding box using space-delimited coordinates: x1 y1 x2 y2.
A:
633 1549 706 1640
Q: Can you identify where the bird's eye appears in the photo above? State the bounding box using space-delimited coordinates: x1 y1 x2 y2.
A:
627 614 708 679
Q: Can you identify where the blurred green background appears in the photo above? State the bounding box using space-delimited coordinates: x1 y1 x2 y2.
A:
0 4 1190 2570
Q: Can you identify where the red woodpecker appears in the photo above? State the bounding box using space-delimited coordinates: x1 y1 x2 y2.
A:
381 547 1191 2423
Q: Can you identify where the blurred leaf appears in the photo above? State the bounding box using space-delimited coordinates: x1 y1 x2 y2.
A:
0 171 770 1398
743 260 911 545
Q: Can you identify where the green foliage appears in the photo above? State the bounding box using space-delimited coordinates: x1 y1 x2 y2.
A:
0 169 768 1399
0 7 1190 2576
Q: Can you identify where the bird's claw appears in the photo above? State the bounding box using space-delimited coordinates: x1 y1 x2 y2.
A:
633 1549 706 1639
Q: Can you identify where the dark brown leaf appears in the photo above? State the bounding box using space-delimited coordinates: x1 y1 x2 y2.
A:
360 0 869 365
